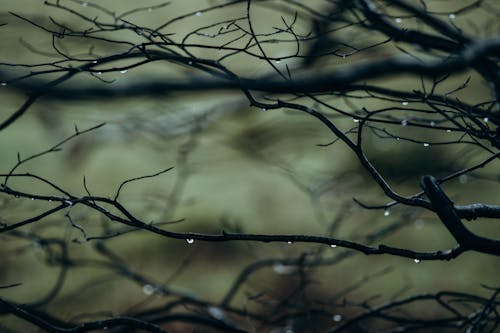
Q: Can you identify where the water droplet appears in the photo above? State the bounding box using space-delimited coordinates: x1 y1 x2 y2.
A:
262 108 267 111
97 71 102 75
64 200 73 206
384 210 390 216
396 137 400 141
273 263 296 275
120 70 127 74
483 117 489 123
446 129 452 132
342 54 346 59
82 1 88 7
353 118 360 123
15 195 19 198
223 25 228 29
459 174 468 184
414 259 420 263
395 18 402 23
333 314 343 322
423 143 430 147
148 7 152 12
143 284 155 295
401 119 408 126
48 199 52 202
448 13 456 19
1 83 7 86
186 238 194 244
430 121 436 127
92 60 98 64
275 59 281 64
31 197 34 200
208 306 225 320
330 244 337 248
402 101 408 106
287 241 293 244
195 11 202 16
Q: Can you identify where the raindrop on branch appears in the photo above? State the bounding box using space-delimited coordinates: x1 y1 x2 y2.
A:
1 83 7 86
330 244 337 248
384 210 390 217
287 241 293 244
273 263 296 275
275 59 281 64
120 70 127 74
195 11 202 16
82 1 88 7
402 101 408 106
395 18 402 23
186 238 194 244
423 143 430 147
483 117 489 123
459 174 468 184
430 121 436 127
148 7 152 12
262 108 267 112
401 119 408 126
143 284 155 295
333 314 343 322
414 259 421 263
448 13 456 19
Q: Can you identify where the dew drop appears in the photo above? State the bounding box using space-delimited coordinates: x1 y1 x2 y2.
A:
143 284 155 295
208 306 225 320
120 70 127 74
287 241 293 244
333 314 343 322
353 118 360 123
148 7 152 12
414 259 420 263
48 199 52 202
430 121 436 127
446 129 452 133
275 59 281 64
459 174 468 184
195 11 202 16
401 119 408 126
97 71 102 75
448 13 456 19
223 25 228 29
188 61 193 65
342 54 346 59
330 244 337 248
186 238 194 244
483 117 489 123
384 210 390 217
402 101 408 106
262 108 267 112
423 143 430 147
92 60 98 64
31 197 35 200
82 1 88 7
1 83 7 86
273 263 296 275
395 18 402 23
396 137 400 141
